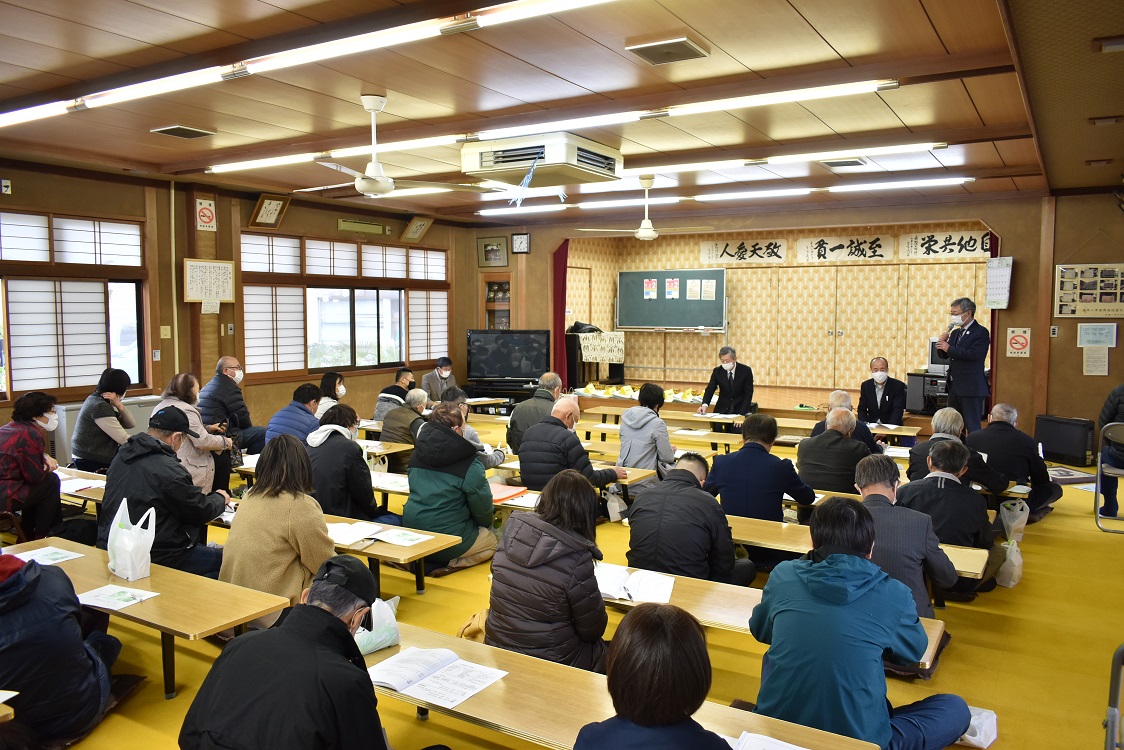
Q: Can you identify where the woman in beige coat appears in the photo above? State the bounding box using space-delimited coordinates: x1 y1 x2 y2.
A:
219 434 336 624
153 373 231 493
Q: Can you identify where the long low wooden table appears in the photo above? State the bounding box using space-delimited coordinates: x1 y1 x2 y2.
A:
365 623 877 750
496 458 656 504
0 703 12 723
326 515 461 596
5 537 288 699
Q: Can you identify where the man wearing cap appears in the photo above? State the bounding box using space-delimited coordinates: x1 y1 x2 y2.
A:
181 556 448 750
96 407 230 578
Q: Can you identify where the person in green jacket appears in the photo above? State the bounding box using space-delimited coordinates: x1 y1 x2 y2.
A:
403 402 496 576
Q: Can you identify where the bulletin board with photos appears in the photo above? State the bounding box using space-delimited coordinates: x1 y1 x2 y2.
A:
1055 264 1124 318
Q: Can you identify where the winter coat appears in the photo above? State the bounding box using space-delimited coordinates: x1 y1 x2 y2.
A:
265 401 320 445
1100 384 1124 461
307 426 382 520
576 717 729 750
71 393 130 464
372 385 408 422
616 405 674 493
507 389 555 454
198 373 255 432
96 433 225 567
486 512 607 672
0 420 51 509
518 416 617 491
381 405 425 473
153 396 227 493
0 558 111 740
404 421 493 562
314 396 338 419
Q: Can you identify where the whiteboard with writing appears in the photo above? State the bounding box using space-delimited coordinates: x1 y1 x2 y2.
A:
184 259 235 302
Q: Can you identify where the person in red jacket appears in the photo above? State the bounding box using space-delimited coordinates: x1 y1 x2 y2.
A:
0 391 62 539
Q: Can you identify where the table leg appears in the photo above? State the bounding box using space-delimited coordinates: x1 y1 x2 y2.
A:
368 559 382 599
161 632 176 699
234 624 247 637
621 483 631 507
417 707 429 720
415 559 427 594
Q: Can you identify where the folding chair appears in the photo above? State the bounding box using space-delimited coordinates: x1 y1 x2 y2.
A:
1095 423 1124 534
1105 642 1124 750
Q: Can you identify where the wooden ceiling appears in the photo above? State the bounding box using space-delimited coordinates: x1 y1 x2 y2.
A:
0 0 1114 224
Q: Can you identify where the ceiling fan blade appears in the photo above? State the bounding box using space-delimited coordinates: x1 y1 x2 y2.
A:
316 161 365 179
392 180 499 193
576 228 639 232
657 226 716 233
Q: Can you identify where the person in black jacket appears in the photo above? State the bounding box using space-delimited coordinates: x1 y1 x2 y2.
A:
907 408 1010 496
857 357 907 425
518 399 626 492
0 554 121 744
96 407 229 578
198 356 266 494
1097 383 1124 518
809 390 885 454
180 556 450 750
797 409 870 494
626 454 755 586
307 404 400 525
965 403 1062 520
696 346 753 432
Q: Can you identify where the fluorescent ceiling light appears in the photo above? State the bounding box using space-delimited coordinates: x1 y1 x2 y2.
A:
244 20 447 74
81 67 227 108
477 111 641 140
477 204 570 216
476 0 617 26
696 188 813 201
379 187 453 197
1093 35 1124 53
0 100 71 128
477 184 568 201
764 142 945 164
208 153 317 173
827 177 973 192
621 159 747 176
669 80 897 117
577 196 680 209
329 134 462 159
293 182 353 192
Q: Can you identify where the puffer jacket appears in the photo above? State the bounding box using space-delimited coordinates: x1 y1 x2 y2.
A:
0 557 111 740
486 512 607 672
96 433 225 567
617 405 674 494
518 416 617 491
198 374 254 431
265 401 320 445
372 385 408 423
1100 384 1124 461
380 405 425 473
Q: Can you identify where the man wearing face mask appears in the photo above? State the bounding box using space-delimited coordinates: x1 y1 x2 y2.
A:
696 346 754 432
421 356 458 406
519 398 627 493
856 357 906 426
936 297 991 434
372 367 415 422
0 391 63 539
96 407 230 578
199 355 267 494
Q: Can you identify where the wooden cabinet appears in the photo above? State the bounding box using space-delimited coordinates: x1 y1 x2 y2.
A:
480 272 511 330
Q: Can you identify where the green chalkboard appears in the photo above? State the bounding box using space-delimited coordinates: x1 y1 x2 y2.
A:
616 269 726 330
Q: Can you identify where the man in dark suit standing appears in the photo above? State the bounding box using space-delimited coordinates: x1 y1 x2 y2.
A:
936 297 990 433
966 403 1062 521
856 454 957 618
696 346 753 431
857 357 906 425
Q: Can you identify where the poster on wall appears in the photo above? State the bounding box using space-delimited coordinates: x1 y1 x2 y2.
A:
665 278 680 299
700 239 787 263
795 235 890 263
1054 264 1124 318
643 278 657 300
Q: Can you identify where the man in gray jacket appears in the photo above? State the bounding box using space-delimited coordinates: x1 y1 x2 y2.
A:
507 372 561 454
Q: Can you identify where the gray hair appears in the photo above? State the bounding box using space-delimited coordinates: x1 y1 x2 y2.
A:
990 403 1018 425
855 454 900 490
539 372 562 391
306 581 366 619
951 297 976 315
828 390 853 410
216 356 238 375
825 407 857 434
718 346 736 358
931 407 964 437
405 388 428 408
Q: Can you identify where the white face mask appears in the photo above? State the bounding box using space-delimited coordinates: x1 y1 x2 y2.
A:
950 314 964 327
350 426 359 441
721 361 735 372
337 385 347 397
39 413 58 432
871 371 889 384
232 369 244 385
439 369 451 379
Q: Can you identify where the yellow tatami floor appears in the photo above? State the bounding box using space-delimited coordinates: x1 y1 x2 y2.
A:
20 473 1124 750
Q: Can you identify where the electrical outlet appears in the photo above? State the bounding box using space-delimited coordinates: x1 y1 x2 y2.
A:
160 325 172 339
227 324 235 335
1050 326 1058 337
153 349 161 361
1 179 10 194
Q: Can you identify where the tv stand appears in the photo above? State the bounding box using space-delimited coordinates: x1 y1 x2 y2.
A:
466 380 537 404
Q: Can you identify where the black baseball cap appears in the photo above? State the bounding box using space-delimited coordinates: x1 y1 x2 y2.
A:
312 555 379 607
148 407 200 437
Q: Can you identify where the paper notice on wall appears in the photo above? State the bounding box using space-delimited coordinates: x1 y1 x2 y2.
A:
1006 328 1030 358
643 278 657 300
701 279 716 300
201 300 220 315
686 279 701 300
1083 346 1109 376
665 278 680 299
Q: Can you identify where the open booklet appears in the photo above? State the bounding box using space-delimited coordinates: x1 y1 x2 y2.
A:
721 732 811 750
368 647 506 709
594 563 674 603
326 522 383 546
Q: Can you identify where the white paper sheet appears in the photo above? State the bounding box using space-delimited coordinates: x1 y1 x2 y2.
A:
0 690 18 705
401 660 507 709
732 731 811 750
372 528 433 547
883 446 911 458
57 477 106 495
594 564 674 603
500 493 539 509
326 522 383 545
239 453 260 470
371 473 410 493
78 585 159 611
13 546 84 565
675 429 711 436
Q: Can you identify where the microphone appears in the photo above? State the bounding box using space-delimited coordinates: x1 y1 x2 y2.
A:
946 323 956 332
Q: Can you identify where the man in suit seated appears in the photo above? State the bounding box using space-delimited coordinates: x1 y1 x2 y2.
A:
907 407 1010 495
797 408 870 494
896 440 1002 600
695 345 753 432
809 390 884 454
627 453 756 587
966 403 1062 522
857 356 906 426
857 455 956 618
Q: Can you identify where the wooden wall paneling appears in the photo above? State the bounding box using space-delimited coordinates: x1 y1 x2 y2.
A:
142 185 163 391
834 265 901 389
775 266 837 388
903 261 980 372
1031 197 1054 419
564 266 591 332
726 267 779 387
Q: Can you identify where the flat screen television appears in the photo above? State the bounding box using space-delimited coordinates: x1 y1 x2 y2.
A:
927 337 949 376
467 329 549 380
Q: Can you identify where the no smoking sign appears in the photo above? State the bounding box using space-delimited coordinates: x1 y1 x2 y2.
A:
1006 327 1030 358
196 199 217 232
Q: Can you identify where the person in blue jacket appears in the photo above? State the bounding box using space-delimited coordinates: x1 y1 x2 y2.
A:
574 603 728 749
265 383 322 445
750 496 970 750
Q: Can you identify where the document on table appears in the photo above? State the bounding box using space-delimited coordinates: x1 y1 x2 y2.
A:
594 564 674 603
1008 485 1031 495
591 422 619 430
372 528 433 547
13 546 84 565
722 732 810 750
57 476 106 494
783 493 825 505
239 453 260 470
326 522 383 545
883 446 911 458
675 429 711 436
465 397 496 404
78 585 159 611
370 473 410 493
500 492 539 509
867 422 900 430
368 647 506 709
0 690 17 705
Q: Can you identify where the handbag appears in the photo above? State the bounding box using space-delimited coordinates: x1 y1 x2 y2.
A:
228 435 244 469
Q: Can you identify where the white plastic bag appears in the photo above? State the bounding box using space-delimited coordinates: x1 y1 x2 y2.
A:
995 540 1022 588
956 705 998 747
999 499 1029 542
605 493 627 523
353 596 400 655
106 498 156 581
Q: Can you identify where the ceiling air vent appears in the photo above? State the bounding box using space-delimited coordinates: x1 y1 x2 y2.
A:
626 36 710 66
462 132 622 187
820 156 869 168
150 125 216 139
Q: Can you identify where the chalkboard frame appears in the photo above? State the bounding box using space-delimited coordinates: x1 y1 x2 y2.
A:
615 268 726 332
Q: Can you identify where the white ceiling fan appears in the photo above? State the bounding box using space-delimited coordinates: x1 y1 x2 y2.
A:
577 175 713 240
315 95 496 197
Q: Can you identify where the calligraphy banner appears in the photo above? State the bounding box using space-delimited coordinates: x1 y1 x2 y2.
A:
700 240 787 264
900 231 991 259
795 235 891 263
